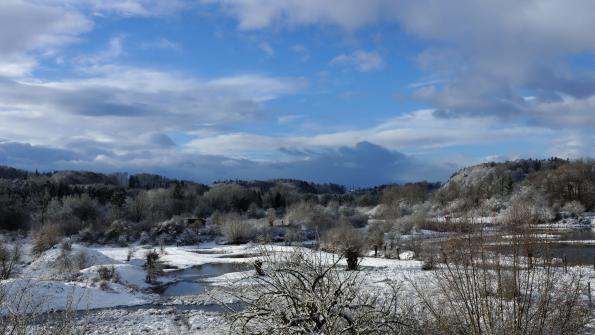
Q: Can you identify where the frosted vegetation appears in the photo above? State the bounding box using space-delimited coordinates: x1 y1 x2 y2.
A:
0 158 594 334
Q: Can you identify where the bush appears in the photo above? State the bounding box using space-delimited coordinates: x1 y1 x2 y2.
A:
78 226 96 242
411 233 591 334
562 200 585 217
221 213 255 244
99 280 110 291
145 250 163 284
367 221 390 248
32 224 63 257
0 192 28 230
420 255 437 271
0 239 21 279
55 248 89 280
223 248 418 334
177 229 199 245
97 265 116 281
323 223 364 271
345 212 369 228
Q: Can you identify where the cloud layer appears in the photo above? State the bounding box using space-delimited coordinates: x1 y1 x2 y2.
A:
0 0 593 186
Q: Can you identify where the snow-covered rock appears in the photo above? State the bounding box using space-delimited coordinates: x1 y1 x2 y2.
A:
23 244 119 280
0 278 152 313
399 251 415 260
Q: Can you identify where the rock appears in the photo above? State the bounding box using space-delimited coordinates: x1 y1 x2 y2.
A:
399 250 415 260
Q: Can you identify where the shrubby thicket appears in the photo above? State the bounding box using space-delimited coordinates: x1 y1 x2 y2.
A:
0 158 591 253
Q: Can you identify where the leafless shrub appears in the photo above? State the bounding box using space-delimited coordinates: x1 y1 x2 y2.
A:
420 254 437 271
221 213 255 244
97 265 116 281
0 280 81 334
367 221 388 249
323 223 364 271
126 246 136 261
0 238 21 279
32 224 63 257
54 246 89 280
220 248 419 334
145 249 163 283
411 230 591 335
284 224 304 245
98 280 110 291
562 200 585 217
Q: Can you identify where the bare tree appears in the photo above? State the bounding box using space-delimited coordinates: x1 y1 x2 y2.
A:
324 223 364 270
218 248 419 334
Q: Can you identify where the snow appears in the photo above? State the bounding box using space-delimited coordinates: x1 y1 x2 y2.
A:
94 243 261 271
6 236 593 333
398 251 416 260
1 278 152 314
23 244 119 280
80 264 155 290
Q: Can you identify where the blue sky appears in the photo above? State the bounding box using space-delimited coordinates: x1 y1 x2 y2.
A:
0 0 594 186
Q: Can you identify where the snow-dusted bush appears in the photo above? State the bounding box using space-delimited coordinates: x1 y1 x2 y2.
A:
499 202 540 227
152 216 185 237
420 255 437 271
0 280 80 334
562 200 586 217
97 265 116 281
31 224 63 257
367 221 388 248
394 215 416 234
177 228 199 245
221 214 255 244
223 248 418 334
344 211 368 228
77 226 96 242
412 234 591 335
323 223 364 270
55 246 89 280
104 219 132 242
285 202 337 232
144 250 163 284
0 238 20 279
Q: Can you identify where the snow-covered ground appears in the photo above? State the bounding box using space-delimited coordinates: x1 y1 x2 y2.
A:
4 236 595 334
1 239 430 334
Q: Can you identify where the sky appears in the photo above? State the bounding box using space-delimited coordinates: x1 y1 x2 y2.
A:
0 0 594 186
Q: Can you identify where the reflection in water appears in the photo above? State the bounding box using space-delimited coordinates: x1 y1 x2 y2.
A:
160 263 249 297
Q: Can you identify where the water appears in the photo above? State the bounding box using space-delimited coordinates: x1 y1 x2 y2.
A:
489 227 595 265
539 228 595 265
160 263 249 297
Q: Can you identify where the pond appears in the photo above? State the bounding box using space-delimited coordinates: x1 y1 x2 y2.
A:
492 227 595 265
422 226 595 266
538 227 595 265
160 263 250 297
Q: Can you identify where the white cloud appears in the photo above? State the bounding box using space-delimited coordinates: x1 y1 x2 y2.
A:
58 0 189 17
0 55 37 77
548 132 595 158
259 42 274 57
330 50 383 72
291 44 310 62
0 1 92 57
76 36 125 65
184 109 552 158
140 38 179 50
202 0 396 30
0 66 308 155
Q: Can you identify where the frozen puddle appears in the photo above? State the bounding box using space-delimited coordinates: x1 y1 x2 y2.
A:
159 263 249 297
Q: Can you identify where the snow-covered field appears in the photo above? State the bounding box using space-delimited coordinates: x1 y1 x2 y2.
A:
4 231 595 334
1 239 428 334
